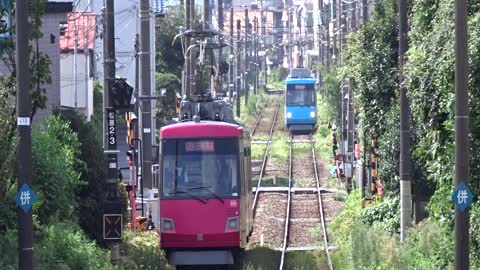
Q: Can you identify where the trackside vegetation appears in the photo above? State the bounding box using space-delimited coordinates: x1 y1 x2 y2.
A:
323 0 480 267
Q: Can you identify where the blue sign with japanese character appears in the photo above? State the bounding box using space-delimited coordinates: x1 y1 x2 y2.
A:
452 182 474 212
15 184 37 214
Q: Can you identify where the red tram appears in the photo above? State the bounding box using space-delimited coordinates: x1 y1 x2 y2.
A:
159 118 253 267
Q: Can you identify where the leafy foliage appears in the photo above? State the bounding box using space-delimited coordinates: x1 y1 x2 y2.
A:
34 223 113 270
0 223 113 270
31 117 84 224
118 231 173 270
156 72 181 128
155 5 185 77
324 0 480 265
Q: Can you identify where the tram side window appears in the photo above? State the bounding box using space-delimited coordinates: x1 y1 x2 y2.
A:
286 84 315 106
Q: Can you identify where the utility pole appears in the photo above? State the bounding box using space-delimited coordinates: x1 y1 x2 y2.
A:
331 0 337 64
216 0 224 94
73 19 78 108
350 1 357 31
363 0 368 23
454 0 470 265
84 12 90 120
190 0 195 95
236 19 241 117
254 16 258 95
288 9 292 69
140 0 153 192
399 0 412 242
229 7 234 102
339 0 347 62
261 4 267 90
203 0 210 29
244 8 249 105
184 0 191 97
326 2 330 71
102 0 121 262
16 0 33 268
347 79 355 193
134 33 140 171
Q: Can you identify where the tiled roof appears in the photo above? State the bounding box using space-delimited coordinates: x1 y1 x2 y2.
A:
59 12 96 51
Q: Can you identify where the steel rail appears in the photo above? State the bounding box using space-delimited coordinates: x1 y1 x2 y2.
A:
279 133 294 270
251 100 268 136
311 135 334 270
252 102 280 213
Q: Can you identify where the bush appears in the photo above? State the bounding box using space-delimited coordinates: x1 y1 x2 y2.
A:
32 116 84 224
0 229 18 269
118 230 173 270
360 195 400 235
35 223 113 270
0 223 114 270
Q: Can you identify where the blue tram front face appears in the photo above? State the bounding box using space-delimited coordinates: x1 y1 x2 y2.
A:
284 78 317 132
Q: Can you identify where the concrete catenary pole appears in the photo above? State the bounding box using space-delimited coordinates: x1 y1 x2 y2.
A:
325 1 330 71
454 0 470 265
15 0 33 268
399 0 412 242
244 8 250 105
363 0 368 23
351 0 357 30
331 0 337 64
184 0 191 98
254 16 258 95
236 19 242 117
229 7 234 102
140 0 153 191
347 79 355 193
216 0 224 94
103 0 121 261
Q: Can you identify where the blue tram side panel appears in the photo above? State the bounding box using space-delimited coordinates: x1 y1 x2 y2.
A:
284 77 317 133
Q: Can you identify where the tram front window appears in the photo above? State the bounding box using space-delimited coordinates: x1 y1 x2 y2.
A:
162 138 239 198
286 84 315 106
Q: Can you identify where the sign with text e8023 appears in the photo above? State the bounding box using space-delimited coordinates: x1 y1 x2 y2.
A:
452 182 474 212
103 214 122 240
107 109 117 148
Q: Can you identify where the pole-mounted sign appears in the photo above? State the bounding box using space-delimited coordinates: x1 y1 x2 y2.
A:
452 182 474 212
107 108 117 148
103 214 122 240
15 184 37 214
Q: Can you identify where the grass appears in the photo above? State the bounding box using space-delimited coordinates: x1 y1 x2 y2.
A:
251 144 266 160
237 247 329 270
270 137 289 161
252 177 289 187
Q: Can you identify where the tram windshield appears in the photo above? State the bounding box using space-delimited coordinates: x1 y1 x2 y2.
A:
286 84 316 106
161 138 239 199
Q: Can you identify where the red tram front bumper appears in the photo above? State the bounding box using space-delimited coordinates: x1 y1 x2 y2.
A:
160 198 241 249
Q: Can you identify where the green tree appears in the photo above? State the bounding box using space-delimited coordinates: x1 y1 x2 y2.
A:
0 0 53 230
155 5 185 77
32 116 84 224
156 72 181 127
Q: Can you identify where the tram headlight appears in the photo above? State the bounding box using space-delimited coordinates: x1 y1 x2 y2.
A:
225 217 239 232
310 111 316 118
161 218 176 233
287 112 292 119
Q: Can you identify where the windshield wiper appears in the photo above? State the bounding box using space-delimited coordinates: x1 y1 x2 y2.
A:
187 186 224 204
166 190 208 204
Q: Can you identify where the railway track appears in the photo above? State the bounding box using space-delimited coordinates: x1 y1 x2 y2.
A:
252 102 280 213
278 134 334 270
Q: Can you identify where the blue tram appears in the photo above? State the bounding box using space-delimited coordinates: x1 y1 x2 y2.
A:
284 75 317 133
